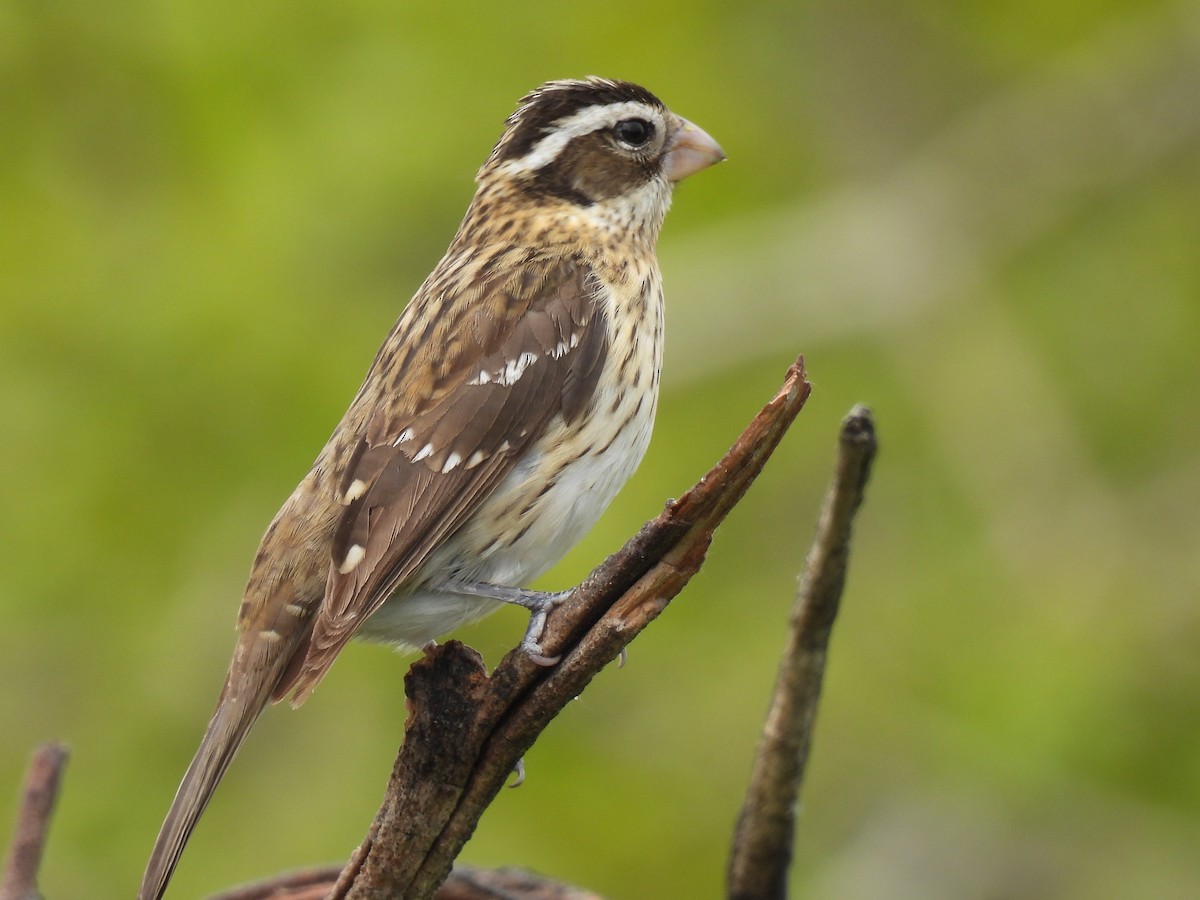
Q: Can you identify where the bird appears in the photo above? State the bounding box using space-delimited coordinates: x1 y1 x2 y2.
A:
138 76 724 899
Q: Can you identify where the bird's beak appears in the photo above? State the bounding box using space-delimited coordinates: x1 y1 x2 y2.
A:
663 118 726 182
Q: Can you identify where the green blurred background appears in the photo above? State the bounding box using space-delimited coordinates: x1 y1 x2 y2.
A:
3 1 1199 897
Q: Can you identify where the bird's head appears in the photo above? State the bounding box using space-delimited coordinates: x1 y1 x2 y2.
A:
475 77 725 239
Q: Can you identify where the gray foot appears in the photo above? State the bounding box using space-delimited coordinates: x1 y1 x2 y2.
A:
440 581 571 665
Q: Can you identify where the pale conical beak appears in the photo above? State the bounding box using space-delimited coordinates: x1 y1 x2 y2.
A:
663 117 726 182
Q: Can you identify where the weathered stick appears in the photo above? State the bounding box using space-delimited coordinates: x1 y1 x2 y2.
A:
1 742 70 900
727 405 877 900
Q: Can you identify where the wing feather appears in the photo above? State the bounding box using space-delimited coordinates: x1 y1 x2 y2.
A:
283 254 608 701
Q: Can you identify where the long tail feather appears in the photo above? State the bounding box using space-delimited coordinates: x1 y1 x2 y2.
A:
138 660 280 900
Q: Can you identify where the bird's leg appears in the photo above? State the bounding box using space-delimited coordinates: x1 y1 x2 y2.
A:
441 581 571 665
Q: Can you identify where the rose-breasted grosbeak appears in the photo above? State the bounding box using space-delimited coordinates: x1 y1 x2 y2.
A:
139 77 723 899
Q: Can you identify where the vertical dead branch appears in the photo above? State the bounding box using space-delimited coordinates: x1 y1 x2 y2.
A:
1 742 69 900
726 405 877 900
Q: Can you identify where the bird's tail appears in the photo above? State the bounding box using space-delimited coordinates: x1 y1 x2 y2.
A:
137 660 280 900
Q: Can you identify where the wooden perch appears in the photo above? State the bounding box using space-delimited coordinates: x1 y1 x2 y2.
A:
325 356 813 899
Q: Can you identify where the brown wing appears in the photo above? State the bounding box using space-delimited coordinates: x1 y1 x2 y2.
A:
281 253 608 702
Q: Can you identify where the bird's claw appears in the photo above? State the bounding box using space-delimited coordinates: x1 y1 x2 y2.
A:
519 589 570 666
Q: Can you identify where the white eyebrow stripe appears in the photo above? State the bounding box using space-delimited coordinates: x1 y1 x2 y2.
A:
499 101 657 175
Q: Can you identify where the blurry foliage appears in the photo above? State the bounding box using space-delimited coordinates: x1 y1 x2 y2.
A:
3 0 1199 898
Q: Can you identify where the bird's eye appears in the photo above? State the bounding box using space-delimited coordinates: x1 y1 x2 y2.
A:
614 118 654 148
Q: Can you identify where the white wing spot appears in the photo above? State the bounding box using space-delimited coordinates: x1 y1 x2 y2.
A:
469 369 492 386
413 443 434 462
285 603 305 617
339 544 366 575
392 427 414 446
466 450 487 469
441 451 463 474
341 479 367 504
551 337 571 359
259 629 282 643
552 332 581 358
497 440 511 454
500 351 539 386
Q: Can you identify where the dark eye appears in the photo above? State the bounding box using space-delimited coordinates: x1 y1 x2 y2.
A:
614 118 654 148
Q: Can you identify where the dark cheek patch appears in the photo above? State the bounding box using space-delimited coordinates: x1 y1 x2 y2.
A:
527 134 657 207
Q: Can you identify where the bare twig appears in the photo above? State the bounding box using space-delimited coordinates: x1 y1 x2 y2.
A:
433 866 602 900
1 742 70 900
727 405 877 900
326 357 813 899
208 864 599 900
208 866 344 900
